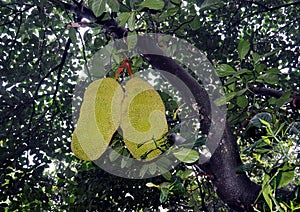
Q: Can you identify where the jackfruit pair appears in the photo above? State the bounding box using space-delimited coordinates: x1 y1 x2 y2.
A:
71 78 168 161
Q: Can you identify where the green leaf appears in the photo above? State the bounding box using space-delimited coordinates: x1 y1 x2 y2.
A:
148 162 157 175
178 170 193 180
107 0 119 12
92 0 107 17
171 0 181 4
261 135 271 145
257 73 279 85
275 92 291 107
127 32 138 50
132 55 143 68
199 0 222 11
277 163 295 188
255 63 266 73
252 52 261 64
262 184 273 210
121 156 129 168
171 181 185 195
289 122 300 135
159 7 179 21
236 68 252 76
248 112 272 128
68 28 77 44
128 12 136 31
260 119 271 128
235 88 247 96
238 39 250 60
214 92 236 106
138 0 165 10
140 164 149 178
216 64 236 77
160 188 169 203
277 170 294 188
117 12 131 26
173 148 199 163
109 149 120 162
263 48 281 58
237 96 248 108
162 170 172 180
262 175 273 210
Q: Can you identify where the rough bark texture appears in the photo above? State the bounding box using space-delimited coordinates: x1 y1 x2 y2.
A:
49 1 262 210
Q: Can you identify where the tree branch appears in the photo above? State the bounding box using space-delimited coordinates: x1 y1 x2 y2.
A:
250 86 300 108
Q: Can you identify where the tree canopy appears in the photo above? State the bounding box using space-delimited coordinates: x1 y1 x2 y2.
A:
1 0 299 211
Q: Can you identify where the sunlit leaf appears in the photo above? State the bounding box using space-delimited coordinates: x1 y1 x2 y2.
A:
173 148 199 163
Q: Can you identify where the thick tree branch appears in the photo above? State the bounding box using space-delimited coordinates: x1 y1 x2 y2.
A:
250 86 300 109
251 86 293 98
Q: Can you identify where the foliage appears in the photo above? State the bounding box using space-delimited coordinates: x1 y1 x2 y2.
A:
1 0 299 211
